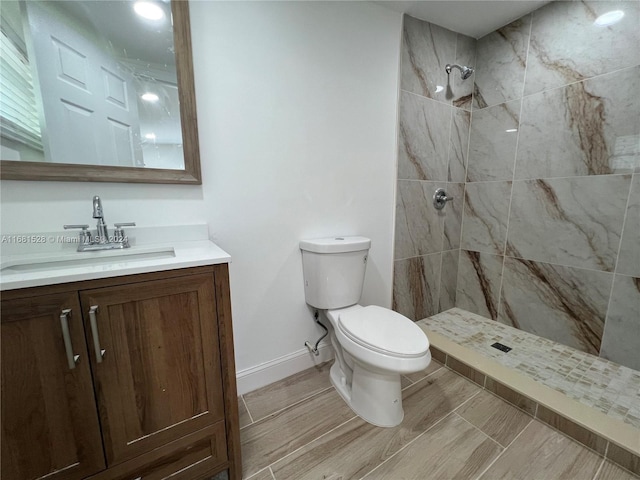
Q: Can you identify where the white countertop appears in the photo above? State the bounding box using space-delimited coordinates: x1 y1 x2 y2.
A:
0 224 231 291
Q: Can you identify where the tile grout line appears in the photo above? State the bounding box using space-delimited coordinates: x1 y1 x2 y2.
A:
403 363 447 389
444 87 454 181
401 368 439 391
531 408 613 463
241 395 255 425
467 172 634 183
602 441 640 478
591 456 606 480
472 416 534 480
398 173 633 186
462 245 621 276
482 380 536 418
267 465 276 480
246 467 273 480
435 246 445 313
401 87 471 112
243 385 334 426
269 369 461 480
357 406 476 480
441 361 537 419
265 415 359 475
441 360 486 389
456 79 473 305
453 411 507 450
602 174 635 354
451 389 483 412
457 160 469 267
395 248 459 263
494 87 527 320
360 390 480 480
519 14 534 109
477 13 524 320
357 390 482 480
479 64 640 111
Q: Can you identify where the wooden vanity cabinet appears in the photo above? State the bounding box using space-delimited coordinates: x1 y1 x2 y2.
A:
1 264 241 480
1 292 105 480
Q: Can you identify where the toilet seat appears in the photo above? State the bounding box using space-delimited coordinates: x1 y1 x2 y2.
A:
338 306 429 358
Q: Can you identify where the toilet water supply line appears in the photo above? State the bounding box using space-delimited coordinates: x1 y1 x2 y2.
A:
305 310 328 356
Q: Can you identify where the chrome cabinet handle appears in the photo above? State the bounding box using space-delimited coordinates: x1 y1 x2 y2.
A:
60 309 80 370
88 305 106 363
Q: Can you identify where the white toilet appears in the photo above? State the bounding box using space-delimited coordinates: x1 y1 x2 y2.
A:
300 236 431 427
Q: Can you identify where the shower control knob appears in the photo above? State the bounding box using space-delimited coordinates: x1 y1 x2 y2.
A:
433 188 453 210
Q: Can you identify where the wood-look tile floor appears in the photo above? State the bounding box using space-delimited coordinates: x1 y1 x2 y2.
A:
238 360 640 480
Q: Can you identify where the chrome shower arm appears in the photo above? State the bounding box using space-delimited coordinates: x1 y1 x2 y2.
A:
445 63 474 80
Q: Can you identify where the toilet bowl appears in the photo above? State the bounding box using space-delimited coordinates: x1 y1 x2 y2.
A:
324 304 430 426
300 236 431 427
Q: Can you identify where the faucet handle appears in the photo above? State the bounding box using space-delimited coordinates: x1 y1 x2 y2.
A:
64 224 90 230
113 222 136 246
64 224 92 245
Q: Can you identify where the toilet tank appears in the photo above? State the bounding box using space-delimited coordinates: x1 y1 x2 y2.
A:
299 236 371 309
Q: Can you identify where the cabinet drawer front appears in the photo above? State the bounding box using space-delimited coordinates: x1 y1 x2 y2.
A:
80 274 225 466
86 422 228 480
1 292 105 480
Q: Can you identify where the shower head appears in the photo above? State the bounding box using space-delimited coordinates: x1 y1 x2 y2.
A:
445 63 474 80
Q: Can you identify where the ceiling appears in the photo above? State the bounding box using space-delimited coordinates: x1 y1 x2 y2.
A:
376 1 550 39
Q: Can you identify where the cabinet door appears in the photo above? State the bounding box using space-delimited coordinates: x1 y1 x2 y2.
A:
85 422 227 480
80 274 225 466
1 292 105 480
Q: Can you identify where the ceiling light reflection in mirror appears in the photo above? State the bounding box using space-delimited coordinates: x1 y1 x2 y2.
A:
0 1 185 170
141 92 160 102
134 1 166 21
594 10 625 27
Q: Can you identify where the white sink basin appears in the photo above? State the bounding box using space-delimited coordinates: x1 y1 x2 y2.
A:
0 225 232 291
1 248 176 273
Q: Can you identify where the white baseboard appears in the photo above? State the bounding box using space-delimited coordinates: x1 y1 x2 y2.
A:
236 343 334 395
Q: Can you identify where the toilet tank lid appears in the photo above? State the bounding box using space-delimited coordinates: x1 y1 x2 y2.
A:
300 236 371 254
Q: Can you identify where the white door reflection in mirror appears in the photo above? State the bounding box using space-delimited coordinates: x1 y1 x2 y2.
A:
26 1 143 167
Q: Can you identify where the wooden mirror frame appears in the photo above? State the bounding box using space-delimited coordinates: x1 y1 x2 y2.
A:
0 1 201 185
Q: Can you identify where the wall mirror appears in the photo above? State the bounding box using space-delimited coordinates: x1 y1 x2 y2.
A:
0 0 201 184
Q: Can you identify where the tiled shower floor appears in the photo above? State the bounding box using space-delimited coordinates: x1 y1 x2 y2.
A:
420 308 640 429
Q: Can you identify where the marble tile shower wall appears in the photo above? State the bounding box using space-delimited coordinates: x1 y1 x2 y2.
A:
456 1 640 370
392 15 476 321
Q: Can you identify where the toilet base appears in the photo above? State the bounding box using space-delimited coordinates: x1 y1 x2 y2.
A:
330 360 404 428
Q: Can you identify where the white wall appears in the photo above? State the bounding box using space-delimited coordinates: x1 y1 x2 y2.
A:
0 1 402 389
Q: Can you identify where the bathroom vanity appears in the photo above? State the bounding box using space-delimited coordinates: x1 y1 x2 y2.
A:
0 227 241 480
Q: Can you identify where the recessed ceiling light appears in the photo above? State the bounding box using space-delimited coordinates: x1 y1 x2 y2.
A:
145 133 156 140
505 128 518 133
134 1 165 21
594 10 624 27
141 92 159 102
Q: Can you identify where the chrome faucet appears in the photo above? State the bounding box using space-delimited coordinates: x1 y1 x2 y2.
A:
64 196 136 252
93 196 109 243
